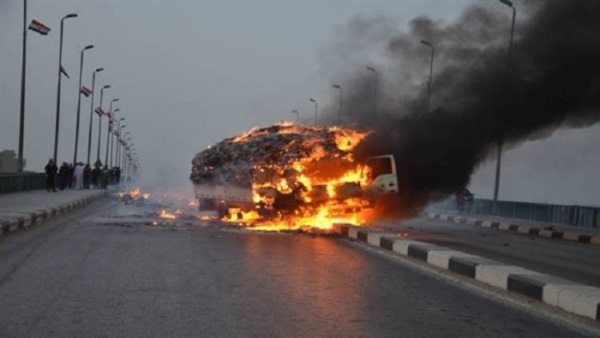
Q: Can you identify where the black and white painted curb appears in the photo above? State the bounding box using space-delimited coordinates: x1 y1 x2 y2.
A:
423 211 600 246
0 191 106 237
339 225 600 321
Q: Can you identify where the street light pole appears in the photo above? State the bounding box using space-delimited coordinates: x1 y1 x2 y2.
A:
18 1 51 171
291 110 299 123
17 0 28 172
110 109 121 167
106 98 119 167
120 131 129 168
73 44 94 165
115 118 124 168
420 40 435 113
309 98 318 125
97 85 110 165
86 68 103 164
332 84 343 125
366 66 378 118
53 13 77 165
493 0 517 214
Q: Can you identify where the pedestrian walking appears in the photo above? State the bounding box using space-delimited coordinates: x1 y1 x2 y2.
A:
83 164 91 189
58 162 69 190
91 165 100 189
68 163 75 189
44 159 58 192
74 163 84 189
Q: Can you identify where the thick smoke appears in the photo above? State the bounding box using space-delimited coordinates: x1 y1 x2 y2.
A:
321 1 600 218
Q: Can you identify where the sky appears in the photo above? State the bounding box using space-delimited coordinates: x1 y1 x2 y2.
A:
1 0 598 206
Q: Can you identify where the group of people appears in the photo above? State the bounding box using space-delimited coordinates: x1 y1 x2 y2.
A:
44 159 122 192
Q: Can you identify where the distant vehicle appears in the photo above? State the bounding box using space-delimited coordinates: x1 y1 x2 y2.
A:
193 154 399 219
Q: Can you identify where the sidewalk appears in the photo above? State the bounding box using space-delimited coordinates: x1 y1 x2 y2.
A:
423 209 600 246
0 189 106 236
339 225 600 321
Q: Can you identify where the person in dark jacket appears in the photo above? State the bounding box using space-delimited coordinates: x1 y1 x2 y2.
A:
67 163 75 189
83 164 92 189
58 162 69 190
91 165 100 189
44 159 58 192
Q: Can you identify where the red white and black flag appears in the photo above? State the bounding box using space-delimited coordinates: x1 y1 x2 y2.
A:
81 86 92 97
95 107 105 116
28 20 51 35
106 110 112 120
60 65 70 79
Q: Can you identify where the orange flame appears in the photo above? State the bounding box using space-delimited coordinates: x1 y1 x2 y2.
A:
220 123 377 232
159 209 177 220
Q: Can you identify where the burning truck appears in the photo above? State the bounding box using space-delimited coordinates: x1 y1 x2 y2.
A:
189 122 398 230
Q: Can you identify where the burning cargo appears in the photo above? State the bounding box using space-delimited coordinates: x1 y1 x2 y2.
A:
190 122 398 230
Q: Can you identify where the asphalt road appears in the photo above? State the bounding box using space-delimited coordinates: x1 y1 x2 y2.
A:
0 200 596 338
374 217 600 287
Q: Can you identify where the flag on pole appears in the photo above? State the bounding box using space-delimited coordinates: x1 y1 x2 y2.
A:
95 107 105 116
60 65 70 79
106 110 112 120
28 20 51 35
81 86 92 97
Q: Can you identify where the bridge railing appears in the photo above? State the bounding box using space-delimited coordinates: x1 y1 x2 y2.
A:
0 173 46 194
428 198 599 228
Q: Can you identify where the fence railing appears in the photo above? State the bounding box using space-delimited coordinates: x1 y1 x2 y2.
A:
428 198 599 228
0 173 46 194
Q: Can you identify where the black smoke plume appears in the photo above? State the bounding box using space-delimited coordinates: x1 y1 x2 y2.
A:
321 1 600 218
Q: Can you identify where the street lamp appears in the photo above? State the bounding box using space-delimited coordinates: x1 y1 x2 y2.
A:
366 66 378 117
119 130 129 168
17 2 51 172
73 44 94 165
96 85 110 165
110 109 121 167
86 67 103 164
291 110 299 122
420 40 435 113
106 98 119 167
115 117 125 168
309 98 318 125
493 0 517 214
332 84 343 125
53 13 77 165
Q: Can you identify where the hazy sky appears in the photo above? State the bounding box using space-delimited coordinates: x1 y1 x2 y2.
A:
1 0 598 206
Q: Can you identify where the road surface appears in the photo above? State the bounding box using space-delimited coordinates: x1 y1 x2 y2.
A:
0 199 597 337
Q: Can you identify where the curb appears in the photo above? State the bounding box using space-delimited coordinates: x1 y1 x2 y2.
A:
339 225 600 321
422 211 600 246
0 191 107 237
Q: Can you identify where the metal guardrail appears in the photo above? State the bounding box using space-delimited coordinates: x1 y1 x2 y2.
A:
0 173 46 194
428 198 599 229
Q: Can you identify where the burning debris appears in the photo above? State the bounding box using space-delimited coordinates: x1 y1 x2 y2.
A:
190 122 398 231
116 188 150 204
190 122 368 187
